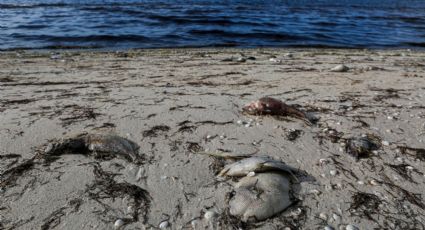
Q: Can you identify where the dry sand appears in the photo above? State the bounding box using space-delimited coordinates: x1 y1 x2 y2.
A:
1 48 425 230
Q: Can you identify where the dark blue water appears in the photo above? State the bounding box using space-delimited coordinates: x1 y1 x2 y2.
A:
1 0 425 50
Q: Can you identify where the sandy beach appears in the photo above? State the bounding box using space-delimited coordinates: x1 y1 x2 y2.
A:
1 48 425 230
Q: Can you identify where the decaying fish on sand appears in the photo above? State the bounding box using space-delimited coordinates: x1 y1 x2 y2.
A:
218 156 295 177
219 156 296 222
229 172 292 222
41 133 143 163
242 97 315 124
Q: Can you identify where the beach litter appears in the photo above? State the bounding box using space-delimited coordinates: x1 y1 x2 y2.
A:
330 64 349 72
345 134 381 160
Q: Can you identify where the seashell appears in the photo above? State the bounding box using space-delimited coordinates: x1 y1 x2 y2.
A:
346 224 359 230
218 156 295 177
229 172 291 222
114 219 125 229
204 210 217 221
159 221 169 229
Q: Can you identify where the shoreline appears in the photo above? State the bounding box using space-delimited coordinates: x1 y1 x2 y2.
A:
1 45 424 54
1 48 424 229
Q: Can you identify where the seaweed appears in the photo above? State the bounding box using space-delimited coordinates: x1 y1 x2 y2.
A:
348 192 382 221
285 129 303 141
60 106 102 126
275 205 308 230
142 125 170 137
379 174 425 209
186 142 204 153
195 120 233 125
0 159 35 188
345 134 381 160
85 164 151 224
40 207 67 230
385 163 421 183
398 146 425 161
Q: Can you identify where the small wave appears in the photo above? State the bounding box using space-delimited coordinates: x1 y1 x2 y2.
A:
11 34 150 43
404 42 425 47
14 24 48 29
0 3 68 9
188 29 304 41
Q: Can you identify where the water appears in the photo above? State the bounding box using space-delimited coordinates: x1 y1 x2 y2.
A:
1 0 425 50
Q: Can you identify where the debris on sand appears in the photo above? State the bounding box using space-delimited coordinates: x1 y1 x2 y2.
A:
345 134 381 159
229 172 291 222
41 133 143 163
217 156 296 222
218 156 295 177
242 97 315 124
330 64 349 72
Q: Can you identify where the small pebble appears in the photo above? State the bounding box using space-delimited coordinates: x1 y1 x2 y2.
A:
204 210 217 221
325 226 335 230
346 224 359 230
330 170 338 176
127 205 135 214
247 171 256 177
191 219 199 228
357 180 365 185
330 64 349 72
382 140 390 146
387 116 394 120
309 189 321 195
159 221 169 229
369 179 379 186
406 166 414 171
44 143 53 153
236 120 243 125
319 212 328 220
332 213 341 222
319 158 329 165
291 208 303 216
114 219 125 229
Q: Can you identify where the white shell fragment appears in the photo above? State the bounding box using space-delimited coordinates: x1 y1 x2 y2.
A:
114 219 125 229
159 220 169 229
218 156 295 177
204 210 218 221
330 64 349 72
229 172 292 222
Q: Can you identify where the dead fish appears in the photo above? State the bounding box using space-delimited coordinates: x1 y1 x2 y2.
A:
43 133 142 163
229 172 292 222
242 97 313 124
218 156 295 177
346 135 380 159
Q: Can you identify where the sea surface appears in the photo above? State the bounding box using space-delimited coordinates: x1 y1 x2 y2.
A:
1 0 425 50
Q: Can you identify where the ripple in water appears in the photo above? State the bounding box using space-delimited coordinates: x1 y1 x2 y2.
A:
0 0 425 50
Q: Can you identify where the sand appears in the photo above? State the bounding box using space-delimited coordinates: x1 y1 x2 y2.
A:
1 48 425 230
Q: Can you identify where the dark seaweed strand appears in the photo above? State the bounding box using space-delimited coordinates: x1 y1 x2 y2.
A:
0 159 35 188
85 163 151 225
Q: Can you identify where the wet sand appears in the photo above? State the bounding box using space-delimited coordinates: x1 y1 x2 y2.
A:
1 48 425 230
